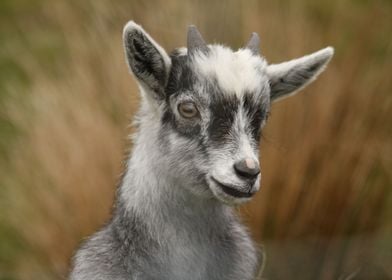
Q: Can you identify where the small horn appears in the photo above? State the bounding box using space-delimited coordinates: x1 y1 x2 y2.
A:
187 25 208 55
245 32 260 55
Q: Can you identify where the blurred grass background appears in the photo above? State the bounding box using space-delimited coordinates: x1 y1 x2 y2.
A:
0 0 391 279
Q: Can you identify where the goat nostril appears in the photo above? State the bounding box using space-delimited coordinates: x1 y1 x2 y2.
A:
234 159 260 179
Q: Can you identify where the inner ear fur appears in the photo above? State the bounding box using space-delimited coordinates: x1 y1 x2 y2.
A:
267 47 334 102
123 21 171 100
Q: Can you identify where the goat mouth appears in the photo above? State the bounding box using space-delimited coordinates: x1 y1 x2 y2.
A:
211 177 254 198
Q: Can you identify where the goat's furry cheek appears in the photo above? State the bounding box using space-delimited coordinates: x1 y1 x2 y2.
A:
167 119 202 139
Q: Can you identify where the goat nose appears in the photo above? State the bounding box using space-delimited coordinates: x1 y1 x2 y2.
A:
233 158 260 179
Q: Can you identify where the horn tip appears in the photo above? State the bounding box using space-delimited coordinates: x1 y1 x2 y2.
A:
251 32 260 42
245 32 260 55
187 24 208 55
188 25 197 31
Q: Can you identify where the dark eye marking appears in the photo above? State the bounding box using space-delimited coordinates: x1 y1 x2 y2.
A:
165 53 195 98
161 106 201 139
208 94 239 143
243 93 268 140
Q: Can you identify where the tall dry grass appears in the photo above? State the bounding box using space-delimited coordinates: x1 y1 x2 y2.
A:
0 0 391 279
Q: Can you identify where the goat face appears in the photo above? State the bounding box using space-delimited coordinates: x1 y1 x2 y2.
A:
159 46 269 204
123 21 333 205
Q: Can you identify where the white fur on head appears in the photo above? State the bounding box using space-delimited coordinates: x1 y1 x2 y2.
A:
192 45 268 98
267 47 334 102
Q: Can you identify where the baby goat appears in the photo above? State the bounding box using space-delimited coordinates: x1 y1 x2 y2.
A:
70 21 333 280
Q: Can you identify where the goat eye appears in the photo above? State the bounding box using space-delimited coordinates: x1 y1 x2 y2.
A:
178 102 198 118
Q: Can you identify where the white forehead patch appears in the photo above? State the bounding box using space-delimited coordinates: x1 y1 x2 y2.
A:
191 45 267 97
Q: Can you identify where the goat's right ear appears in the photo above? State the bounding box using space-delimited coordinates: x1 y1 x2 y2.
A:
123 21 171 100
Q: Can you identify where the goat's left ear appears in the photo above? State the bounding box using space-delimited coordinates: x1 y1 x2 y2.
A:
123 21 171 100
267 47 334 102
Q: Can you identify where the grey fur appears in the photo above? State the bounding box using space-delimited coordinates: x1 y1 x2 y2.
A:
70 21 333 280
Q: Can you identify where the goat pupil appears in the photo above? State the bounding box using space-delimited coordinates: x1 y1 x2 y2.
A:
178 102 197 118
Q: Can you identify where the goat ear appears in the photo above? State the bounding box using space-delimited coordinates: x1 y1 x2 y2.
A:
267 47 334 102
123 21 171 100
